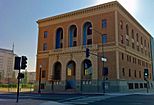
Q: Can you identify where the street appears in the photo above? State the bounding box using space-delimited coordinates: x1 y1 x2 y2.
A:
0 93 154 105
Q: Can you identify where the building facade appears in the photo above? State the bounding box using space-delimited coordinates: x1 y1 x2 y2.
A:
151 37 154 80
0 48 16 83
36 1 153 93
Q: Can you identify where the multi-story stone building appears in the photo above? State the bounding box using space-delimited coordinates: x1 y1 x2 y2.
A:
36 1 153 93
151 37 154 80
0 48 16 83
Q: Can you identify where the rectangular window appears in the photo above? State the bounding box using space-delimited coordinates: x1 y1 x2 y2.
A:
121 35 124 44
87 39 92 45
102 19 107 28
139 71 141 78
135 83 139 89
140 83 143 88
102 34 107 44
129 69 131 77
122 68 125 76
141 37 143 45
73 41 77 46
43 43 47 51
44 31 48 38
128 83 133 89
144 83 147 88
132 43 135 49
42 71 46 78
126 39 129 46
122 53 124 60
137 46 140 51
136 33 139 42
134 70 136 77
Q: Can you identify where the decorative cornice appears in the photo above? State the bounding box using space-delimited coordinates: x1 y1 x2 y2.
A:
37 1 151 37
37 1 118 23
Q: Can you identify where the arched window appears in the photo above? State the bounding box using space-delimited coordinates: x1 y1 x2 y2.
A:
56 28 63 49
53 62 61 80
69 25 77 47
83 22 92 46
81 59 92 80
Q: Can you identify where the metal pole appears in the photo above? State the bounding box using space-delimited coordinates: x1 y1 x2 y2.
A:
38 65 42 94
92 28 105 94
147 80 149 93
16 69 21 103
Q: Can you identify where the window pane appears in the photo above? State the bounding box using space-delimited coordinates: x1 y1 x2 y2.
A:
87 39 92 45
102 19 107 28
102 34 107 44
44 31 48 38
87 25 92 35
43 43 47 51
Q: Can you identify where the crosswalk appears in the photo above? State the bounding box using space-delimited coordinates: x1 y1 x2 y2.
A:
59 95 116 105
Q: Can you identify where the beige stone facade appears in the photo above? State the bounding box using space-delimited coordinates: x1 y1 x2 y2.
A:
36 1 153 93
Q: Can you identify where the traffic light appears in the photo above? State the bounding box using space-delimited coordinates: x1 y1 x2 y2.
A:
14 57 21 70
103 67 108 76
86 48 90 58
21 56 27 69
17 73 24 79
144 69 149 80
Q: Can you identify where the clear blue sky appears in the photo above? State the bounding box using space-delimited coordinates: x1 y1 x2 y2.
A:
0 0 154 72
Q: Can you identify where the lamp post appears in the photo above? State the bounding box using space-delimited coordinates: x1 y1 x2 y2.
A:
90 27 106 94
38 65 42 94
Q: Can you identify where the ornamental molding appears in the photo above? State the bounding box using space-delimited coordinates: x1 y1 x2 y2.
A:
37 1 119 23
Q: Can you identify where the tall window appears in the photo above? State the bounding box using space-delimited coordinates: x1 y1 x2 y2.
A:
120 20 123 29
102 34 107 44
122 53 124 60
69 25 77 47
126 24 129 35
144 40 146 47
42 71 46 78
141 36 143 45
56 28 63 49
126 39 129 46
131 29 134 39
87 24 92 35
134 70 136 77
44 31 48 38
136 33 139 42
102 19 107 28
43 43 47 51
83 22 92 45
122 68 125 76
139 71 141 78
121 35 124 44
129 69 131 77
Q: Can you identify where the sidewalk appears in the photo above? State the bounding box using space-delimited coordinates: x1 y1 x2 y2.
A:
0 99 45 105
0 99 65 105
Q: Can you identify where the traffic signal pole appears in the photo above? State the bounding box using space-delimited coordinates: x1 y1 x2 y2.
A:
14 56 27 103
16 68 21 103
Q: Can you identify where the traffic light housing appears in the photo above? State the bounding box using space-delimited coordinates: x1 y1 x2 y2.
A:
21 56 27 69
103 67 108 76
17 73 24 79
144 69 149 80
14 57 21 70
86 48 90 58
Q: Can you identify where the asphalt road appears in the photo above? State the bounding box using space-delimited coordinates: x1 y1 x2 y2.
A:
0 93 154 105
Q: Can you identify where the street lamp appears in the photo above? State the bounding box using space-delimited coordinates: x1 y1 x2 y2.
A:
38 65 42 94
90 27 107 94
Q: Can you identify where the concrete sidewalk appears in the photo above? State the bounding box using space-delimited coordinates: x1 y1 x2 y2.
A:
0 99 65 105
